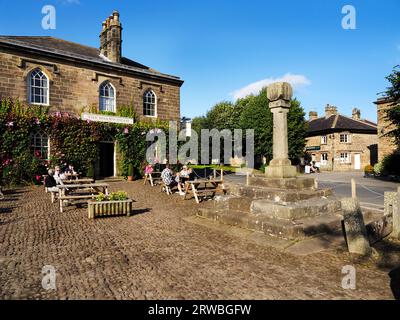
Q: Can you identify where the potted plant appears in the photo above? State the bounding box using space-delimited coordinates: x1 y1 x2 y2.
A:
88 191 133 219
127 163 134 181
364 165 374 178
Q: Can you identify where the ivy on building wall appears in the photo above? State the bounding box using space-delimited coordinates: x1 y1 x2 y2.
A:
0 99 169 186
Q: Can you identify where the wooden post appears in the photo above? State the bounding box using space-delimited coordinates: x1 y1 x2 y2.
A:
314 179 318 190
221 169 224 182
351 178 356 199
246 171 250 186
213 169 216 179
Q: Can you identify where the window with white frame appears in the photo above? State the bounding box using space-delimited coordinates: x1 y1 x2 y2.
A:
99 81 116 112
340 133 350 143
143 90 157 117
29 69 49 105
321 153 328 165
340 152 351 164
31 131 49 160
321 135 328 145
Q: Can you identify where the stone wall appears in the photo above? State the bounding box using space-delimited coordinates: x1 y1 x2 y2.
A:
375 99 397 161
0 50 181 122
305 132 378 171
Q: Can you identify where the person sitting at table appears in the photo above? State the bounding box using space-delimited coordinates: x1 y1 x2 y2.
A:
161 164 184 196
64 164 77 175
54 166 66 183
144 163 154 175
178 165 191 185
45 169 63 192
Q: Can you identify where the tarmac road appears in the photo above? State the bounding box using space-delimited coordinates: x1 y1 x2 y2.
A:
225 171 399 212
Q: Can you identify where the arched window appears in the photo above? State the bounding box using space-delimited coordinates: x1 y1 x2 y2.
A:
143 90 157 117
99 81 116 112
29 69 49 105
31 131 49 160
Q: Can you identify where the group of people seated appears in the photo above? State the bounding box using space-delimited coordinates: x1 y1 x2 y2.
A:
144 163 194 196
304 161 320 174
44 164 77 192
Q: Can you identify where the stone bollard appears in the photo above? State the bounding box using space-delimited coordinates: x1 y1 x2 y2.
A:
351 179 356 199
341 198 372 255
393 187 400 239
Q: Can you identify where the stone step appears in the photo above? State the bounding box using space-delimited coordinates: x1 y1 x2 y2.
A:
251 197 342 220
196 207 343 240
227 182 332 202
248 176 315 190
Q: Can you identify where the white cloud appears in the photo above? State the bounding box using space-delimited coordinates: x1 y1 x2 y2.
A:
231 73 311 100
61 0 80 4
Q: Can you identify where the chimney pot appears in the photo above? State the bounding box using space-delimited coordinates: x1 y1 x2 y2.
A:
309 111 318 121
352 108 361 120
325 104 338 118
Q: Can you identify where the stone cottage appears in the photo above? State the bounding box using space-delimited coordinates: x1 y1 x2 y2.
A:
305 104 378 171
0 11 183 177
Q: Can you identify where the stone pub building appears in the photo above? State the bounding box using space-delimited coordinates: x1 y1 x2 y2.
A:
0 11 183 177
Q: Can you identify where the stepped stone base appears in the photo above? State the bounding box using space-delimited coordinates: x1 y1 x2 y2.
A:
195 176 345 240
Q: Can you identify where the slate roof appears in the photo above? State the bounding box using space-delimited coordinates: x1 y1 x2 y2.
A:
0 36 183 85
307 114 377 136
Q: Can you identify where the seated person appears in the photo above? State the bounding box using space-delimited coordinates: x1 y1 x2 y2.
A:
310 162 317 173
64 164 77 176
178 165 191 185
54 166 66 182
144 163 154 175
161 164 184 196
45 169 63 192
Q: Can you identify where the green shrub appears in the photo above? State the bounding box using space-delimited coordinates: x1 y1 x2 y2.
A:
374 162 383 175
382 152 400 176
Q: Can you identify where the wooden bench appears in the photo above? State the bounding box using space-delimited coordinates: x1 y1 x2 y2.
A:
160 182 173 195
57 183 109 213
144 172 162 186
59 194 99 213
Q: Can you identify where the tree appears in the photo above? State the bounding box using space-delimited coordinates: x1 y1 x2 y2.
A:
384 65 400 147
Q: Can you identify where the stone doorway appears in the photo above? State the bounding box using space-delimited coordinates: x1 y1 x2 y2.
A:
97 141 115 178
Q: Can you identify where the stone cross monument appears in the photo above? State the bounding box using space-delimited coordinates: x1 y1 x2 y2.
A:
265 82 297 178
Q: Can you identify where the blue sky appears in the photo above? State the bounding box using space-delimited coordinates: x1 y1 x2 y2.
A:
1 0 399 122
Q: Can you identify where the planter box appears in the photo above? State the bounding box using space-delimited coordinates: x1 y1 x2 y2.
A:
88 199 133 219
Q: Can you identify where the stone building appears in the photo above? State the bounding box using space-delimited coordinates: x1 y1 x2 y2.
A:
0 11 183 177
374 97 398 161
305 104 378 171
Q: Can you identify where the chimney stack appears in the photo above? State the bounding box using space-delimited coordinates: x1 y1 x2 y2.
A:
352 108 361 120
99 10 122 63
309 111 318 121
325 104 338 118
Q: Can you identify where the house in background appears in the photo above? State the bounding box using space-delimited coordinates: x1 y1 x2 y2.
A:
374 97 398 161
305 104 378 171
0 11 183 177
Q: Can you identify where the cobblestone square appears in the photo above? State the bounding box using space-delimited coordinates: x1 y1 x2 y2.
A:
0 180 397 299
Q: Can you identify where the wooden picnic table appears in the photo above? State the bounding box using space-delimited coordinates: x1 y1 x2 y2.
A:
63 172 80 180
143 172 162 186
184 179 226 204
62 178 94 184
57 183 109 213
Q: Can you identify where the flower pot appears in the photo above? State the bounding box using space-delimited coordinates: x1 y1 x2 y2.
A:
88 199 133 219
127 176 133 181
